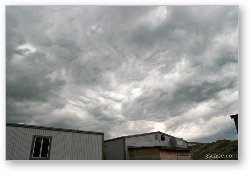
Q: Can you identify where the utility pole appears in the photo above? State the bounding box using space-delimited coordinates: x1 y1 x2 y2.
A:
230 114 238 133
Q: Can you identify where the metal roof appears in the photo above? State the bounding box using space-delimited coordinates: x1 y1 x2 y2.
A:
104 131 176 142
6 123 104 135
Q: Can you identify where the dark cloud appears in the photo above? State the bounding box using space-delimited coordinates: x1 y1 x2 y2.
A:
6 6 238 141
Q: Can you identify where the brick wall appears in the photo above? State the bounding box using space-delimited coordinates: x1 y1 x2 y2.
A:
129 147 160 160
128 147 191 160
160 150 191 160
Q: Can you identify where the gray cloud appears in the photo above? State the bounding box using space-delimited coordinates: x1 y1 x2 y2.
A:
6 6 238 142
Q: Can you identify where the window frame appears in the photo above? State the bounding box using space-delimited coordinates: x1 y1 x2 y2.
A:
29 135 52 160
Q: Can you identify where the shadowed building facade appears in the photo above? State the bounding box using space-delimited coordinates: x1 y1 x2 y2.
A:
104 131 191 160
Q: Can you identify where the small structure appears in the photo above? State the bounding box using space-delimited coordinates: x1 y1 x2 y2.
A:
104 131 191 160
6 123 104 160
187 142 205 148
230 114 238 133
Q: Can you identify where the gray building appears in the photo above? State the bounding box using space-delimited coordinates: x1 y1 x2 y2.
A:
6 123 104 160
104 131 190 160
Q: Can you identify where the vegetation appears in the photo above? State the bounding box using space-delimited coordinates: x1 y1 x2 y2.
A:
191 140 238 160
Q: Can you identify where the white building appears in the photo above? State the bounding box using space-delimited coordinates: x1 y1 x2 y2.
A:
6 123 104 160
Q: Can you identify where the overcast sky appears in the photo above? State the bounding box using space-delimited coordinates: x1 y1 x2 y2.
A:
6 6 238 142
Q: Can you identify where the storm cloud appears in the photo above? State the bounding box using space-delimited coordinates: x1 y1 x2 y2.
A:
6 6 238 142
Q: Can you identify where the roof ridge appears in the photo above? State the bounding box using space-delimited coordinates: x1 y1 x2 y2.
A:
6 123 104 135
105 131 175 142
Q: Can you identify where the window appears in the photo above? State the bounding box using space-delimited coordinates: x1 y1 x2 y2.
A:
170 137 177 147
155 135 158 140
161 134 165 141
30 135 52 160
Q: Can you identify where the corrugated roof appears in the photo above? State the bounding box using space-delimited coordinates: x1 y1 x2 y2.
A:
6 123 104 135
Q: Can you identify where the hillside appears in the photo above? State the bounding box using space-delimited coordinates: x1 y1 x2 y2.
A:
190 140 238 160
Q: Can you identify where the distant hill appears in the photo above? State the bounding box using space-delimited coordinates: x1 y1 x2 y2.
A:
190 140 238 160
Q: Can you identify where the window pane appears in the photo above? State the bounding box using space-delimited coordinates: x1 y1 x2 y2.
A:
32 137 42 157
41 138 50 158
161 135 165 141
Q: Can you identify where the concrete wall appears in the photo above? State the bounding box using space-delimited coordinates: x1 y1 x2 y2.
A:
6 126 103 160
125 134 187 148
124 133 187 159
104 138 125 160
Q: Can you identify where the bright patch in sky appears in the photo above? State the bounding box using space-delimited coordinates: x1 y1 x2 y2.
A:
16 43 36 55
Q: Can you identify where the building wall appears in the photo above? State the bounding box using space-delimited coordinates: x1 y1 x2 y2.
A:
6 126 103 160
128 147 160 160
104 138 125 160
124 133 187 159
160 150 191 160
128 148 191 160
